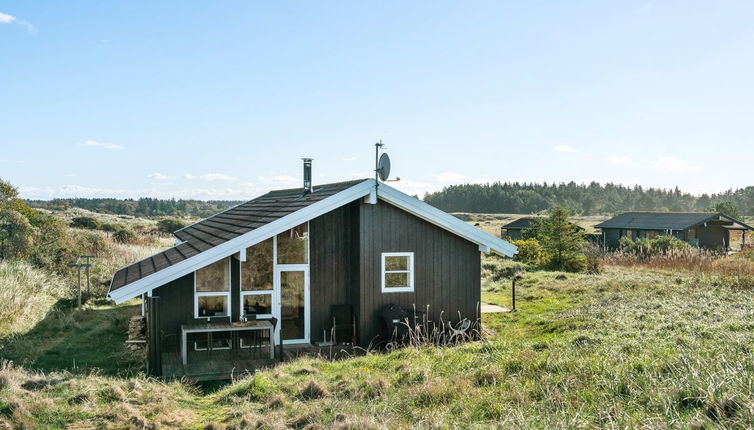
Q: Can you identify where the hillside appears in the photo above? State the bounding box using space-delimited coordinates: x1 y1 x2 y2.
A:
3 257 754 428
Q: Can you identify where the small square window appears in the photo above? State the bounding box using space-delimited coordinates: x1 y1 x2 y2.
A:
242 293 273 316
197 295 228 317
381 252 414 293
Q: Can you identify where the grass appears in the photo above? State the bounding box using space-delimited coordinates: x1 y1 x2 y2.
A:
0 260 71 337
4 255 754 428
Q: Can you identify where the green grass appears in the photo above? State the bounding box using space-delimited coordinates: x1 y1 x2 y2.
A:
4 257 754 428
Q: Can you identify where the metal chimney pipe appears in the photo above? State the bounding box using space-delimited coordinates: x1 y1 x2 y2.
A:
302 158 313 193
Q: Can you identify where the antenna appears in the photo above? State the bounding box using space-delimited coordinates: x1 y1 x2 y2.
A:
374 140 400 185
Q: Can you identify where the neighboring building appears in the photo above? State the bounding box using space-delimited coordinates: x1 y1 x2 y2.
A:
501 217 585 240
594 212 753 250
108 161 516 379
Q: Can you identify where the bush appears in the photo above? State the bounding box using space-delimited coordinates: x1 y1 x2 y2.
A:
511 238 544 266
156 218 186 235
70 216 101 230
113 228 137 244
620 235 691 258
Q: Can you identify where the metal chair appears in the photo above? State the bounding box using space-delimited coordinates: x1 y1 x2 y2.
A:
330 304 357 345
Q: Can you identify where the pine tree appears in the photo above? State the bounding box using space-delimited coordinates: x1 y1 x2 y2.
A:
535 207 586 271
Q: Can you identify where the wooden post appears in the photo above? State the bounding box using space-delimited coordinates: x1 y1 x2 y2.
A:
77 266 82 308
511 279 516 312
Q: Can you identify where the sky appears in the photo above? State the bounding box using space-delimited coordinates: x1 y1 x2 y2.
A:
2 1 754 200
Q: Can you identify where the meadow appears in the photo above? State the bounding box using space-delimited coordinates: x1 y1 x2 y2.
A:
2 211 754 428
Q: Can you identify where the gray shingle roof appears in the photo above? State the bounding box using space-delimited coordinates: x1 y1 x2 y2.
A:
502 217 584 231
109 179 369 293
594 212 751 231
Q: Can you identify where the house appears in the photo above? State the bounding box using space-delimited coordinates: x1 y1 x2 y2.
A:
594 212 753 250
501 217 585 240
108 160 517 379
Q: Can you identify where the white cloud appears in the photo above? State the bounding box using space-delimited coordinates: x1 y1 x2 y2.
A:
389 179 440 198
553 145 577 153
0 12 35 32
147 173 170 180
437 172 467 182
606 155 632 165
342 156 357 162
19 183 263 200
651 157 700 172
258 175 298 186
185 173 237 181
82 140 124 150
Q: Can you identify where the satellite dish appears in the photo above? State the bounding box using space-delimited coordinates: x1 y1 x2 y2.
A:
377 153 391 181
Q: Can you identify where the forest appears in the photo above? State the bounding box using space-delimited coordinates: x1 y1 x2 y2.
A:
27 197 243 218
423 181 754 216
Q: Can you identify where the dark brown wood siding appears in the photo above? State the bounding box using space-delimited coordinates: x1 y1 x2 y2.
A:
309 202 359 344
356 200 481 347
153 273 195 336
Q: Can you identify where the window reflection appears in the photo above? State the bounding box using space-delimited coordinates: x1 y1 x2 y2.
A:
242 238 273 291
277 223 308 264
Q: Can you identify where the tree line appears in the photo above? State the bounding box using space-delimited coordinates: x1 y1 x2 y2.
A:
27 197 243 218
423 182 754 216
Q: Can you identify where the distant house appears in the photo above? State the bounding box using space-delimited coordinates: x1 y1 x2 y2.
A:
501 217 584 240
595 212 753 250
108 160 516 379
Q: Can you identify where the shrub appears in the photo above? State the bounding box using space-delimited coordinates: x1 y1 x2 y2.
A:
620 235 691 258
511 238 544 265
70 216 101 230
113 228 137 244
156 218 186 235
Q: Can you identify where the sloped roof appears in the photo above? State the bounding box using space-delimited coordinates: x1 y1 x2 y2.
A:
594 212 753 231
502 217 585 231
109 179 368 294
108 179 517 303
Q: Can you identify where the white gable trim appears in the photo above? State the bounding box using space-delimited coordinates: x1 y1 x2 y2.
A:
109 179 517 304
376 183 518 257
108 180 375 304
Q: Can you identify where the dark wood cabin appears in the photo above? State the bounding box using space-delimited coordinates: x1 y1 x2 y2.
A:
108 168 516 380
501 217 584 240
595 212 753 251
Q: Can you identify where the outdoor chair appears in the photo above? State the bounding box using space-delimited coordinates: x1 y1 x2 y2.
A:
330 304 356 345
447 318 472 344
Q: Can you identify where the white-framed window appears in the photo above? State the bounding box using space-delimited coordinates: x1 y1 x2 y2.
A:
194 257 231 318
240 238 274 319
381 252 414 293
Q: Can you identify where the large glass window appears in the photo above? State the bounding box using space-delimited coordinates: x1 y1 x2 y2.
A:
194 257 230 318
381 252 414 293
242 238 273 291
241 239 274 318
277 223 309 264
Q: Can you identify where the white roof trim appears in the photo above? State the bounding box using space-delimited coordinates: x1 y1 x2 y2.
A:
376 183 517 257
109 179 517 304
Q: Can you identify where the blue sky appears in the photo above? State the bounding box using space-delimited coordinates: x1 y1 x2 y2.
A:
2 2 753 200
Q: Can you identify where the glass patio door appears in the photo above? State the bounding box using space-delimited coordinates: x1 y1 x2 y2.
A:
274 266 309 344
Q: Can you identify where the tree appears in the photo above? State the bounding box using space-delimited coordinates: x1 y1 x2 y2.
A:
712 201 741 219
156 218 186 235
70 216 101 230
535 207 587 272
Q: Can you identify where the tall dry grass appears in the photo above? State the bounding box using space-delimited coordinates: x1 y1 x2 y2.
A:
603 248 754 277
0 260 71 336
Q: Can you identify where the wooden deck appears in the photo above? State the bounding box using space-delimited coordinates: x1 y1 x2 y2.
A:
161 349 275 381
161 343 361 381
